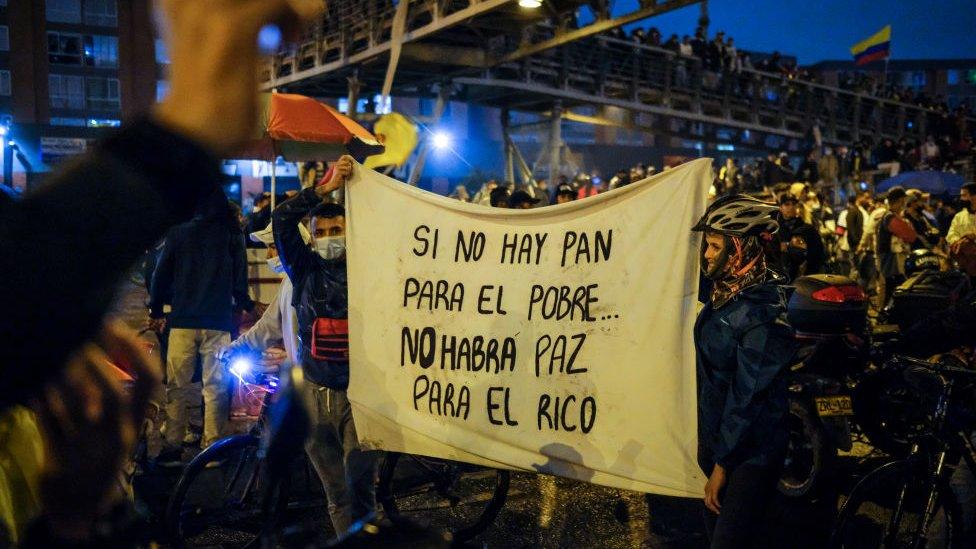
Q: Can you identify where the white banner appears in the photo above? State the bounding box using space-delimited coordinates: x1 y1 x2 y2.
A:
346 159 711 497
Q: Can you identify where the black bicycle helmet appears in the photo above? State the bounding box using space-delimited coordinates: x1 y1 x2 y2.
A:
691 194 779 237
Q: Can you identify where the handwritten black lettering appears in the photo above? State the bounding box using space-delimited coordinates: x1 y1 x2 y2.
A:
454 231 486 262
527 284 599 322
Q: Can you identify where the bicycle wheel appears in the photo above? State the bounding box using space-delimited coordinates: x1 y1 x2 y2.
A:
376 452 510 543
831 458 964 548
166 435 266 548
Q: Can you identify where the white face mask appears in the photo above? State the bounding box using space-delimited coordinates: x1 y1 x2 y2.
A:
266 256 284 273
315 236 346 260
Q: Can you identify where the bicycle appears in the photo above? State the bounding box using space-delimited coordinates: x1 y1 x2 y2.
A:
376 452 510 543
166 354 510 546
830 354 976 548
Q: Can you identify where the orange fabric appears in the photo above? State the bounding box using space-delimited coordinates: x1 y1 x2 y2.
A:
266 93 376 144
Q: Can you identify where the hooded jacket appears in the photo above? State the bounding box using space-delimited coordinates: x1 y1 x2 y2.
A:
273 187 349 389
695 281 795 474
149 188 254 332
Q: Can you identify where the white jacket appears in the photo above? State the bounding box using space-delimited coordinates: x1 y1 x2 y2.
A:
947 209 976 245
226 277 298 366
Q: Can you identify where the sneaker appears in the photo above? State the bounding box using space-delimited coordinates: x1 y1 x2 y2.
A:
156 447 185 468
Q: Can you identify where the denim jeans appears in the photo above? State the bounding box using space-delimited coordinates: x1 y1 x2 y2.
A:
302 383 380 536
162 328 230 448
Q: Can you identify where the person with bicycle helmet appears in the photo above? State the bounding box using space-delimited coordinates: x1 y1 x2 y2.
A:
691 194 796 548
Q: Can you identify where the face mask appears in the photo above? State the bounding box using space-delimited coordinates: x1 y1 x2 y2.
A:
315 236 346 260
266 256 284 273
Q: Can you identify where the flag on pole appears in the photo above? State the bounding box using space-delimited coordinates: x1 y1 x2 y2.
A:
850 25 891 66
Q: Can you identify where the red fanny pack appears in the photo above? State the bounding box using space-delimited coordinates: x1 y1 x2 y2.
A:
312 318 349 362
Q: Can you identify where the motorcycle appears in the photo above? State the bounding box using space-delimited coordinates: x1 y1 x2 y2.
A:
778 274 870 498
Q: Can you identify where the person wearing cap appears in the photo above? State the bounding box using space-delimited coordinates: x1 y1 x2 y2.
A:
508 190 540 209
554 183 577 205
904 189 940 250
773 194 825 282
489 187 511 208
875 186 918 306
148 189 260 466
217 219 312 372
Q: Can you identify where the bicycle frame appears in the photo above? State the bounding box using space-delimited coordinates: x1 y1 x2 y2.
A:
883 370 976 549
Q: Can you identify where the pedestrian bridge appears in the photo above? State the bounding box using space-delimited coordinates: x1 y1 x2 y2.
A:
260 0 973 153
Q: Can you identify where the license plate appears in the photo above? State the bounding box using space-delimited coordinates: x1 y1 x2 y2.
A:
815 395 853 417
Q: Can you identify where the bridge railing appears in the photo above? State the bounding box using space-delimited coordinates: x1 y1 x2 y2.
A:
508 36 973 143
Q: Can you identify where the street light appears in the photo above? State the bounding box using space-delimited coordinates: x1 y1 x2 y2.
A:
518 0 542 8
432 131 451 150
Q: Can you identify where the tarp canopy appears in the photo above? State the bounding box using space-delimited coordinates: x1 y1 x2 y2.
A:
876 171 966 197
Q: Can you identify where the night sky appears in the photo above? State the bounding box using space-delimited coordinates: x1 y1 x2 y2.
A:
616 0 976 65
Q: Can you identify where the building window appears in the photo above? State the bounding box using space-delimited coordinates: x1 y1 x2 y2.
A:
156 80 169 102
0 26 8 51
83 35 118 67
0 70 10 96
48 32 83 65
50 117 88 127
49 74 86 109
83 0 117 27
46 0 82 23
154 38 170 65
912 71 927 89
85 76 120 110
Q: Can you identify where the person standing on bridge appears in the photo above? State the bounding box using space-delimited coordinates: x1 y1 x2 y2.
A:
691 195 794 549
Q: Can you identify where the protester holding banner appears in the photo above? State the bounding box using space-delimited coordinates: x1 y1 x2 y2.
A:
691 195 795 548
272 156 380 536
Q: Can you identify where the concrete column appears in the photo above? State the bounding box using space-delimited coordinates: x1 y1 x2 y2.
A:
502 109 514 183
346 71 361 118
548 101 563 183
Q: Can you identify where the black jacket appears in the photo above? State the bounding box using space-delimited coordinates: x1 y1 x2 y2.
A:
0 117 221 407
775 215 826 280
273 187 349 389
149 193 254 332
696 281 795 474
845 206 864 251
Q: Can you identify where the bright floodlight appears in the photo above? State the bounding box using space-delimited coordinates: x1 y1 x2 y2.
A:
0 126 7 137
432 131 451 150
519 0 542 7
230 357 252 378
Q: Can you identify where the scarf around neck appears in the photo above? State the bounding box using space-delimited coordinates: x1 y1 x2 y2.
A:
711 234 769 308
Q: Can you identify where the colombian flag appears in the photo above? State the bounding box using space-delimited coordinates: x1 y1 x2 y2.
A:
850 25 891 66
